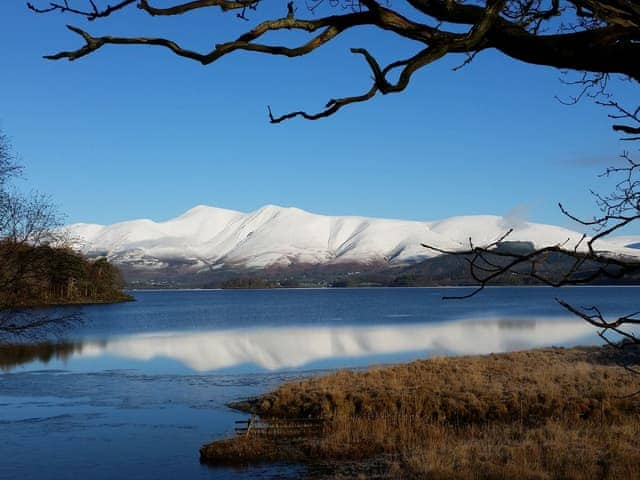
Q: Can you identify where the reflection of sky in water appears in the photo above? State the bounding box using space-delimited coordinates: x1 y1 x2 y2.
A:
9 316 598 374
1 287 636 480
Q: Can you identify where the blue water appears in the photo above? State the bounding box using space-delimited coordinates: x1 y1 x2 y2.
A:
1 287 638 479
30 286 640 337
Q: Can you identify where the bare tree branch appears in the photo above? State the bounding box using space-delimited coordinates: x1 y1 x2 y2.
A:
29 0 640 121
27 0 136 20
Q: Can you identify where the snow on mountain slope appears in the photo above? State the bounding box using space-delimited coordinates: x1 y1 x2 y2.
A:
65 205 640 270
602 235 640 250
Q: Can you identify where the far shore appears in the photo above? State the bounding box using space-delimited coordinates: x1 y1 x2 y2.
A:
201 344 640 479
126 283 640 291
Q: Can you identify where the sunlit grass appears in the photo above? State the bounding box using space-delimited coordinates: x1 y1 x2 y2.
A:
203 346 640 478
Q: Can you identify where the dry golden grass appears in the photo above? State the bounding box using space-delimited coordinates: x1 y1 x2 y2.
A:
247 347 639 423
203 346 640 479
302 415 640 479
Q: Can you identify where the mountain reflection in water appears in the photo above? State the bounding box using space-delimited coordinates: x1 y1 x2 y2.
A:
2 317 595 372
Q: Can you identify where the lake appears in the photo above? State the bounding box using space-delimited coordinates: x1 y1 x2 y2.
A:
1 286 638 479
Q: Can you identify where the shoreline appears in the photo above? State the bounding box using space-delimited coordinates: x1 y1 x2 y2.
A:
201 344 640 479
127 284 640 292
3 294 135 310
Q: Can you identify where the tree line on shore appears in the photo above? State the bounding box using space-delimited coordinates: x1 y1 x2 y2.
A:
0 241 130 308
0 130 129 317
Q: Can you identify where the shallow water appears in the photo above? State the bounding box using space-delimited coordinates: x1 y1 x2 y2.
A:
1 286 638 479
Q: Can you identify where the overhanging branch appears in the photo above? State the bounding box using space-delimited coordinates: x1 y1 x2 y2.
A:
30 0 640 121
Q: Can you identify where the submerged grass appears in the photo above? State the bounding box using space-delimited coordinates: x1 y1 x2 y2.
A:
201 346 640 479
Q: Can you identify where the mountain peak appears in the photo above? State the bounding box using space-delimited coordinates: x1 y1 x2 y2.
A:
175 204 240 219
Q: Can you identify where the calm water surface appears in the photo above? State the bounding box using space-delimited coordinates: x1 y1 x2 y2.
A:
1 287 638 479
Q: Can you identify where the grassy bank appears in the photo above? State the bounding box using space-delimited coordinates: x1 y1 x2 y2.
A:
201 346 640 479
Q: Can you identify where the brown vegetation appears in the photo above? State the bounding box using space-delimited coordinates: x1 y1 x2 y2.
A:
0 241 132 309
219 277 279 289
202 346 640 479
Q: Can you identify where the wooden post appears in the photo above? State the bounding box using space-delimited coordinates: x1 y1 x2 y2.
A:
246 414 255 436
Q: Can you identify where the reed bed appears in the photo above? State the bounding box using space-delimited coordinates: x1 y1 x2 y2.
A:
202 346 640 479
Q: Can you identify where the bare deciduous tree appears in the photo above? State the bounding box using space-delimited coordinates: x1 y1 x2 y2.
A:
423 151 640 351
0 132 76 339
0 132 22 185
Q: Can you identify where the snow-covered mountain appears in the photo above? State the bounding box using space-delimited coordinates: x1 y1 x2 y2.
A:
64 205 640 276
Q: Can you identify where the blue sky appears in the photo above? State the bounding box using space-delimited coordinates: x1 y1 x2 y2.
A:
1 1 637 234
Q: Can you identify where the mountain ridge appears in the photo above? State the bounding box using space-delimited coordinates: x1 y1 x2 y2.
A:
64 204 640 286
